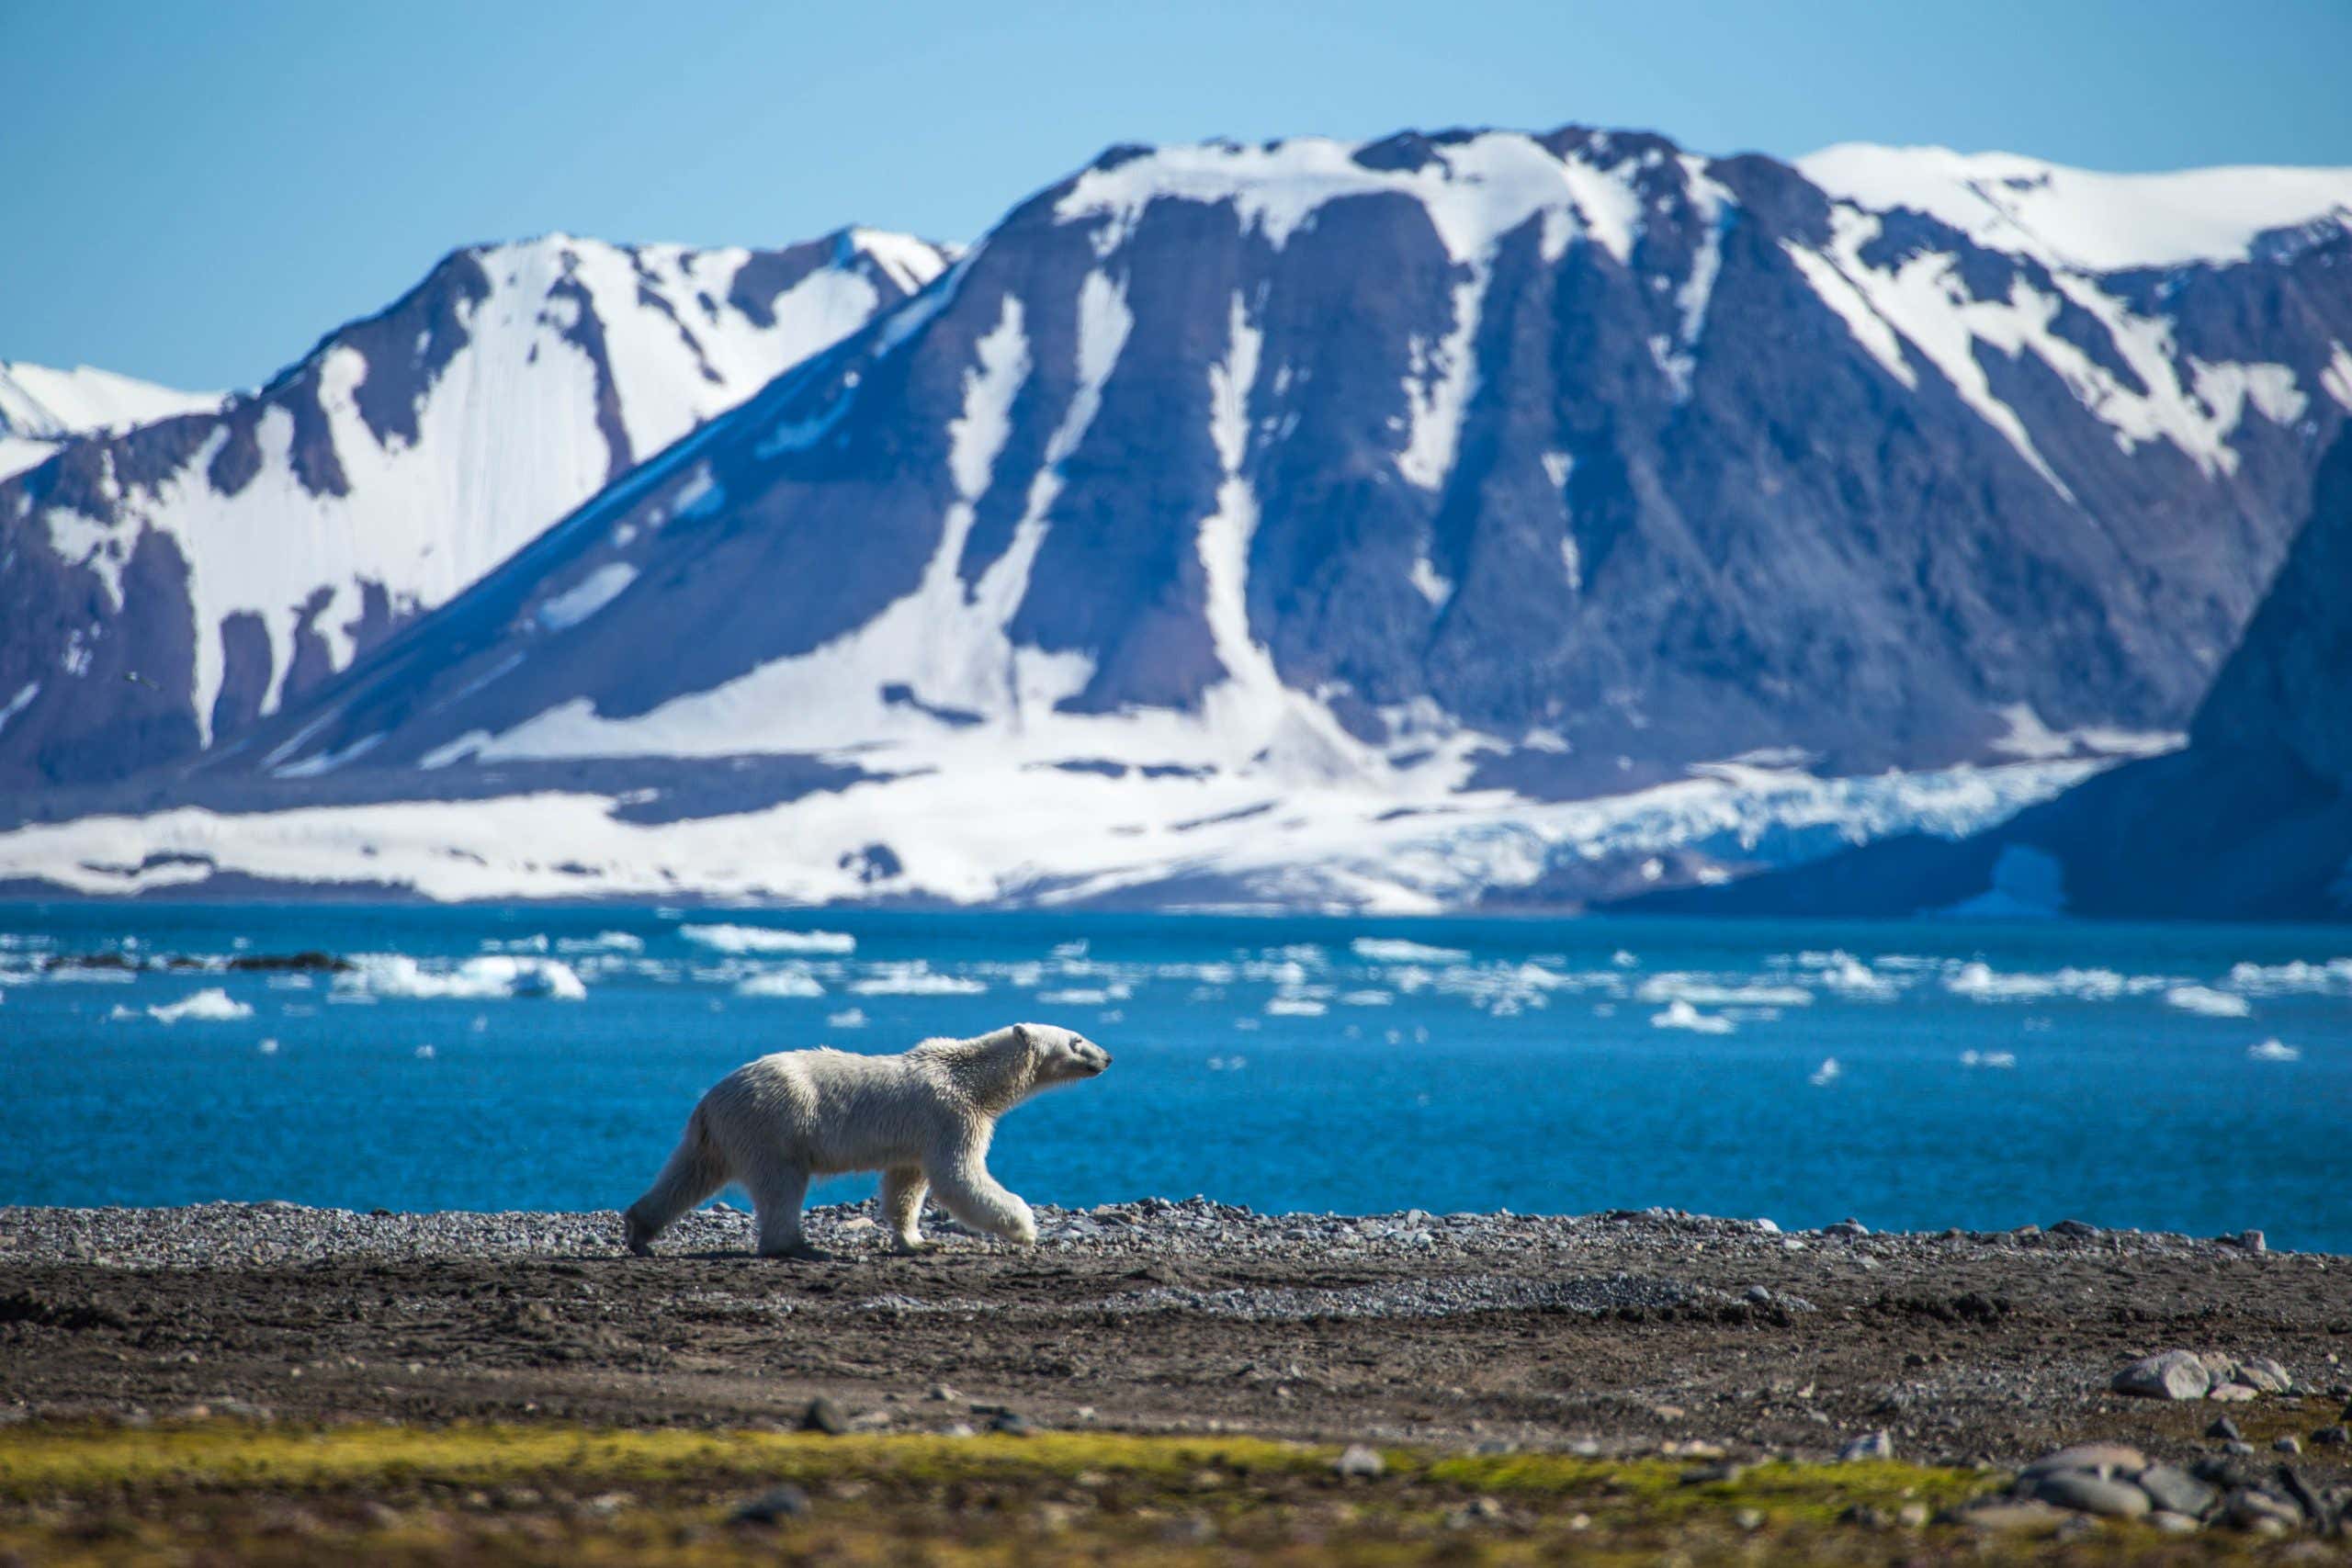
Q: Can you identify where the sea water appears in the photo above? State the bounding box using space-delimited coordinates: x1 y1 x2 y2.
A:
1 903 2345 1250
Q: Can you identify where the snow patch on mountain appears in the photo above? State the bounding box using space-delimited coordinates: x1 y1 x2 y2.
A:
1798 144 2352 271
1784 201 2313 495
0 361 222 480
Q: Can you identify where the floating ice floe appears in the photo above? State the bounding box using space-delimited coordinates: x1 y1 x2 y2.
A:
735 969 825 998
848 963 985 996
1650 998 1734 1034
1265 996 1327 1017
257 1038 279 1055
2246 1039 2301 1062
2164 985 2253 1018
2226 959 2352 995
1960 1049 2018 1069
414 1043 436 1059
825 1008 867 1029
680 924 856 955
1942 962 2161 1001
1809 1056 1843 1086
558 931 645 953
334 954 587 1001
1352 938 1470 964
1038 987 1114 1005
1339 989 1393 1006
1794 950 1903 998
146 988 253 1023
1636 975 1813 1007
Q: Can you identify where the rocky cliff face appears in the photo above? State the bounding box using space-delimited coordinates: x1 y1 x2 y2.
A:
2191 435 2352 794
0 229 950 789
1624 434 2352 921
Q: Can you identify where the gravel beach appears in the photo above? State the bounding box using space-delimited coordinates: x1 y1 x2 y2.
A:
6 1200 2348 1469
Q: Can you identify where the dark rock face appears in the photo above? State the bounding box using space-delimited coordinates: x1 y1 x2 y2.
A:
1626 433 2352 920
0 230 949 790
2193 434 2352 793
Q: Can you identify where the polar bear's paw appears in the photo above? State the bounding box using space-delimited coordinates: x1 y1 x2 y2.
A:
623 1213 657 1257
889 1235 941 1256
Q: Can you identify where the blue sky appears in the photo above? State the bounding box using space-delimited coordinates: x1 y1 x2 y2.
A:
7 0 2350 391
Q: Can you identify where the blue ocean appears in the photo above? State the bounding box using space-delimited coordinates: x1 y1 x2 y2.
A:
2 903 2345 1250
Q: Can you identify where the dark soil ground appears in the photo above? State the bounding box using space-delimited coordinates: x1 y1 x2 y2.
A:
3 1203 2348 1562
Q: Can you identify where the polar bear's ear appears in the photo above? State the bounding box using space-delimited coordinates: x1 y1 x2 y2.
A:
1012 1022 1036 1049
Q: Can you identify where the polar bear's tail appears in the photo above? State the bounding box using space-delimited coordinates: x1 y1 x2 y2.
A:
622 1103 730 1256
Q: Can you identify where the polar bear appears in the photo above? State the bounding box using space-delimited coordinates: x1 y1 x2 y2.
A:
623 1022 1112 1259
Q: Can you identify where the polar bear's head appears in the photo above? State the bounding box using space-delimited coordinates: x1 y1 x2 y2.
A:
1013 1022 1113 1088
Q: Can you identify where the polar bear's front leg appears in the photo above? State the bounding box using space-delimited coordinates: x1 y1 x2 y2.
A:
925 1149 1037 1247
881 1166 934 1254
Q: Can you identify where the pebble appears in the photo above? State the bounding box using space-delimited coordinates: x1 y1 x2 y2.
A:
1955 1499 2068 1533
2311 1425 2349 1446
2225 1488 2304 1531
1836 1429 1893 1461
1333 1444 1385 1479
2272 1435 2301 1454
2113 1350 2210 1400
1679 1461 1747 1486
2019 1442 2143 1479
2205 1416 2242 1440
2030 1472 2150 1518
729 1483 810 1525
799 1397 848 1436
2134 1463 2216 1518
2236 1357 2294 1393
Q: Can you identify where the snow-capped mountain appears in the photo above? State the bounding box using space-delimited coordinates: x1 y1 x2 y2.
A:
1626 430 2352 921
5 125 2351 909
0 228 952 788
0 361 222 481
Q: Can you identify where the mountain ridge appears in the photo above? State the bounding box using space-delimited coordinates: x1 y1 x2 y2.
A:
4 121 2349 911
0 226 952 789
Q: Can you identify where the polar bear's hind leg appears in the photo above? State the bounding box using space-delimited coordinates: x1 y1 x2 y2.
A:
623 1107 730 1256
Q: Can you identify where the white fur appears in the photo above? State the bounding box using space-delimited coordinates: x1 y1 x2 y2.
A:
624 1021 1111 1258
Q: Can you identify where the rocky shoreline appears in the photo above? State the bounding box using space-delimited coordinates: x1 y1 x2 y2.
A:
5 1201 2349 1549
